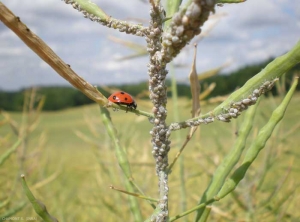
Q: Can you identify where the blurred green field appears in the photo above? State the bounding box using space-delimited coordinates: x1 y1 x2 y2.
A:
1 93 300 221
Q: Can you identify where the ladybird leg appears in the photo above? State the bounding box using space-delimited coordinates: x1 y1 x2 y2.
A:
113 102 121 111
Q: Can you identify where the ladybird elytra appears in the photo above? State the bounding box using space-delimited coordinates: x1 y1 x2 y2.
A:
108 91 137 110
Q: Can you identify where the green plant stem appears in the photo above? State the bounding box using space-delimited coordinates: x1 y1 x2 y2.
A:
195 98 260 221
130 181 157 209
100 106 143 221
169 197 217 221
70 0 149 36
164 0 182 28
170 78 297 222
217 0 246 3
0 202 27 219
21 175 58 222
172 40 300 126
0 139 21 166
217 77 298 199
73 0 109 19
110 103 154 119
210 41 300 117
110 185 158 202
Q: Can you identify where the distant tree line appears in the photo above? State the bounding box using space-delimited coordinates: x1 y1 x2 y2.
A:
1 59 299 111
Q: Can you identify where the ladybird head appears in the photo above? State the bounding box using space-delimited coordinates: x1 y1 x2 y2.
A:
130 101 137 109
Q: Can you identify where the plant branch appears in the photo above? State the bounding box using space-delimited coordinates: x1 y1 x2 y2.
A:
169 78 279 130
170 77 298 221
21 175 58 222
146 0 170 221
169 40 300 131
195 98 260 220
217 0 246 3
169 197 217 221
0 2 106 106
0 2 154 119
168 44 200 173
161 0 216 62
110 185 159 203
63 0 149 37
100 106 143 221
217 77 298 199
0 139 21 166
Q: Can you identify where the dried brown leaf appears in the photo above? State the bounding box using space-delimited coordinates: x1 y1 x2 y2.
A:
189 44 201 117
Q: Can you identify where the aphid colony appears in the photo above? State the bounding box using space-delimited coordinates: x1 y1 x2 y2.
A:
63 0 146 37
217 78 279 123
107 78 278 130
168 78 279 131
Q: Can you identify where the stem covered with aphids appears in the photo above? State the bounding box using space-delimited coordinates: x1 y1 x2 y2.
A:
145 1 217 221
146 1 170 220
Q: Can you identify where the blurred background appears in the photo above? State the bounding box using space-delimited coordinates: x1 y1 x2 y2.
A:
0 0 300 221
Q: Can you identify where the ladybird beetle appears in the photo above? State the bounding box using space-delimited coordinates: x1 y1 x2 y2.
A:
108 91 137 110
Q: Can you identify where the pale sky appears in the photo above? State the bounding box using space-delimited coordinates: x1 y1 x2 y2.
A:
0 0 299 91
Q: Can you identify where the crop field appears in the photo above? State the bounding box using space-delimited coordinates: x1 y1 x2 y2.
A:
1 93 300 221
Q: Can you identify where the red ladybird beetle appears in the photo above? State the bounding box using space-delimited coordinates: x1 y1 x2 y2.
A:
108 91 137 110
